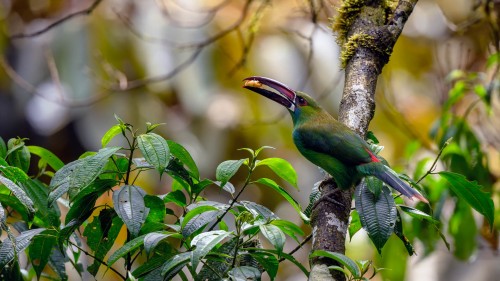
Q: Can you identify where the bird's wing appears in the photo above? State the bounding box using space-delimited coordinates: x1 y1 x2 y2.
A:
293 122 374 165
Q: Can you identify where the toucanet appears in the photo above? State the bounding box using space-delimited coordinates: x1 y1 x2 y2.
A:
243 76 428 203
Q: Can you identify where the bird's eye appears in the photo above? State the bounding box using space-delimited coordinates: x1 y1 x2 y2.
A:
297 96 307 106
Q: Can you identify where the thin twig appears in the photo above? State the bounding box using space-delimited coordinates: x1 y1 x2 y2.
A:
279 234 312 263
208 162 254 232
109 47 203 91
69 241 126 280
10 0 104 39
0 57 111 107
44 48 65 101
416 137 452 184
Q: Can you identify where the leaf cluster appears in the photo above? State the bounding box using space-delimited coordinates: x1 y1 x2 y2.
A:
0 116 308 280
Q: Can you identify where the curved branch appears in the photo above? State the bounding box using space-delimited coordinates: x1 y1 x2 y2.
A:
10 0 104 39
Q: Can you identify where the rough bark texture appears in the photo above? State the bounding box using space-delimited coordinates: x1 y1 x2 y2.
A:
309 1 419 280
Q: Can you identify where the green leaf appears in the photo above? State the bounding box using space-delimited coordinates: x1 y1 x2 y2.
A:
260 224 285 254
439 171 494 226
486 52 500 68
162 190 187 207
83 209 124 276
310 250 361 278
6 139 30 173
394 210 415 255
328 265 352 277
27 146 64 171
21 179 60 227
0 194 30 222
248 251 279 280
196 237 238 280
240 201 277 220
271 219 304 243
247 248 309 277
144 232 182 255
228 266 261 281
349 210 362 241
107 234 147 266
161 252 191 277
355 181 397 254
28 229 57 279
449 201 477 260
0 165 29 182
0 137 6 159
144 195 166 224
101 124 123 148
50 147 120 201
254 146 275 156
220 182 235 194
0 174 35 213
256 158 298 189
216 159 245 187
366 131 379 144
398 205 439 224
113 185 150 237
192 179 214 195
190 230 232 269
0 228 45 269
364 176 381 198
304 181 320 218
137 133 170 176
254 178 308 222
132 255 168 278
47 249 68 280
48 159 84 204
167 140 199 180
181 205 223 237
146 122 166 133
69 178 116 208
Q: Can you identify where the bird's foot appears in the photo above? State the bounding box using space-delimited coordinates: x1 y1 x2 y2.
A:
312 187 344 211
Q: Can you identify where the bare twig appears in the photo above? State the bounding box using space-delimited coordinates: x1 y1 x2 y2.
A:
69 241 126 280
0 56 111 107
10 0 104 39
44 48 65 101
110 0 257 90
109 47 204 91
279 234 312 263
416 137 452 184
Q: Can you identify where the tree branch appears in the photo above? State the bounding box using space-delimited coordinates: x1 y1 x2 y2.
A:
10 0 104 39
309 1 419 280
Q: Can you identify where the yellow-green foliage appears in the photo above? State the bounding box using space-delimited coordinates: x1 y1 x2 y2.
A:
333 0 397 68
332 0 367 45
340 33 374 68
384 0 398 12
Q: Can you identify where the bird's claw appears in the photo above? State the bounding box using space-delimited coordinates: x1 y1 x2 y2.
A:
312 187 344 211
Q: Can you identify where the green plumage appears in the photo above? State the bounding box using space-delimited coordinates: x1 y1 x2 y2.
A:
291 92 373 189
243 77 427 203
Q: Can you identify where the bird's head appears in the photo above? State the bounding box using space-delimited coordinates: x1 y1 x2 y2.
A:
242 76 321 123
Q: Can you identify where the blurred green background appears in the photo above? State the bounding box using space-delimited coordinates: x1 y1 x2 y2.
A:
1 0 499 280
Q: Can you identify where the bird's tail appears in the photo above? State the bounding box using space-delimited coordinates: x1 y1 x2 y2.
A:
358 163 428 203
374 167 428 203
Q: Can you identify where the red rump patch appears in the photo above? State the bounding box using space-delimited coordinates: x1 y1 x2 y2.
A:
365 148 380 162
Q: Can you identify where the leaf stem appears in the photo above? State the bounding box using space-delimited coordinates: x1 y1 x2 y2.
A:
69 241 127 280
416 137 452 184
200 259 225 279
278 233 312 263
208 156 256 232
124 132 137 185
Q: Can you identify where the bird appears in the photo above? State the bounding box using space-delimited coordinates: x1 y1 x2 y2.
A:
243 76 428 203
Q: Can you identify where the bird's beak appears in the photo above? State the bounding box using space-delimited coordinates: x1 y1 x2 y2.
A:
243 76 296 111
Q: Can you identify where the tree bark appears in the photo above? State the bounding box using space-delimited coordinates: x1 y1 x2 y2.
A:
309 1 419 280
